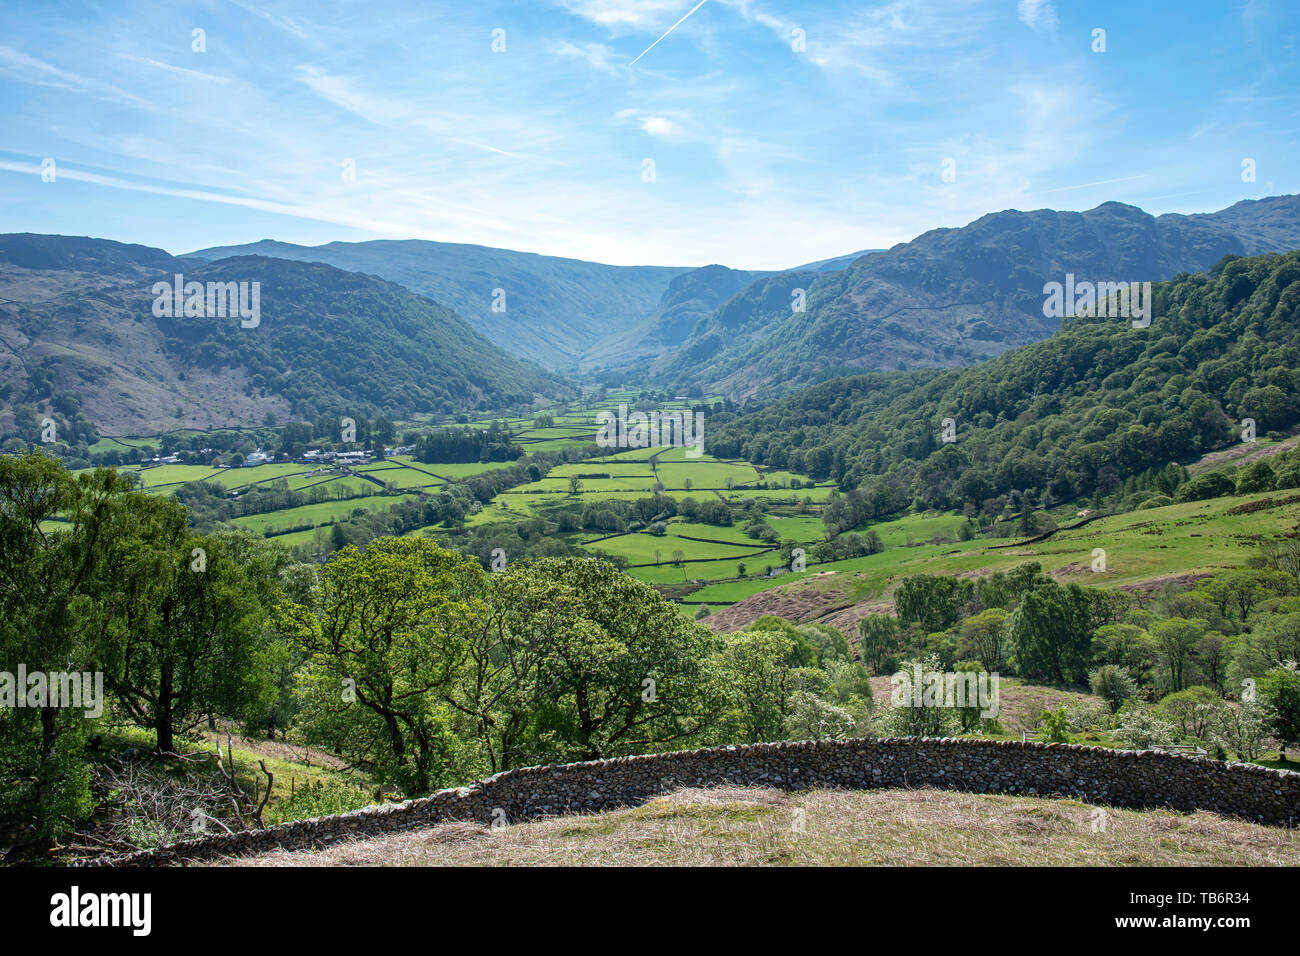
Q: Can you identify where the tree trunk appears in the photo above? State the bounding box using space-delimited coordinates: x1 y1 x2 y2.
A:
157 666 174 753
34 706 59 811
40 706 58 759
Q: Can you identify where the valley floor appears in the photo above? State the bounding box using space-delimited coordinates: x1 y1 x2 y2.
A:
213 785 1300 867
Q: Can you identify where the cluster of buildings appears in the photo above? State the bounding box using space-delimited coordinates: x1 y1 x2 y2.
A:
302 448 368 466
139 443 417 470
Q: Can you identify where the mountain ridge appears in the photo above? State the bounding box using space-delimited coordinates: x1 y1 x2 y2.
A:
0 235 569 435
655 194 1300 400
184 237 694 370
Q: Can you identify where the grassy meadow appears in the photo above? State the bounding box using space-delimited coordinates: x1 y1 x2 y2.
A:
73 393 1300 624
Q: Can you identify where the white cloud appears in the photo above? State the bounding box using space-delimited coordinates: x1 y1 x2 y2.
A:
614 108 688 139
227 0 321 44
1017 0 1058 31
295 65 532 158
0 44 152 109
640 115 678 136
719 0 990 86
556 0 692 31
296 65 401 126
549 39 622 73
115 53 230 83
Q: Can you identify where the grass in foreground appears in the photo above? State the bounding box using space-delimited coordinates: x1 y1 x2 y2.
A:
219 785 1300 867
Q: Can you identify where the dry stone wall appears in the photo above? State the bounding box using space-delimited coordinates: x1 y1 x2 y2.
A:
81 737 1300 866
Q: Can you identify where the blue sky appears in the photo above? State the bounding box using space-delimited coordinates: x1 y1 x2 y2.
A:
0 0 1296 269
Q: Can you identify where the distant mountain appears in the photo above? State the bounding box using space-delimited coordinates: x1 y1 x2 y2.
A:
184 238 693 370
0 235 569 435
577 264 760 372
655 194 1300 400
788 249 883 272
710 248 1300 511
0 233 177 276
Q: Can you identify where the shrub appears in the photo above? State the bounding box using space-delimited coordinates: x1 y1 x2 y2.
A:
1063 698 1113 734
879 655 961 737
1211 701 1269 761
1235 460 1276 495
1174 471 1235 502
783 691 858 741
1090 664 1138 713
822 658 874 708
1037 705 1071 743
1154 685 1222 740
1273 466 1300 491
1112 707 1177 749
1137 494 1173 510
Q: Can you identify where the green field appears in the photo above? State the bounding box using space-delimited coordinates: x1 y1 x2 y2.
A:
585 531 774 566
366 395 831 600
683 490 1300 614
73 389 1300 625
231 493 421 536
84 394 1287 620
132 464 227 487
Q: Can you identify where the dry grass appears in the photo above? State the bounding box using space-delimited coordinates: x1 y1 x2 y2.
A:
216 786 1300 867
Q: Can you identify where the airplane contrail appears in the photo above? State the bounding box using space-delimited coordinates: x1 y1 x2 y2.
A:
630 0 708 66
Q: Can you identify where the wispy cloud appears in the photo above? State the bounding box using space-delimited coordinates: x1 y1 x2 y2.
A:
1017 0 1057 31
0 44 152 109
115 53 231 83
557 0 692 31
295 65 528 158
0 0 1293 269
226 0 321 43
721 0 991 86
0 157 326 220
1038 174 1147 194
549 39 623 74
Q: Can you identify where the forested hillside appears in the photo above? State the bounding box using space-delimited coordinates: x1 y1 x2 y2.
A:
185 238 691 369
579 264 761 373
0 236 570 435
658 195 1300 399
710 251 1300 520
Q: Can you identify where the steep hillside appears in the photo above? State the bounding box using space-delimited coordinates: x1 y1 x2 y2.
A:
694 486 1300 633
709 250 1300 515
578 264 760 372
657 194 1300 399
789 248 883 272
185 238 692 369
0 235 569 435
